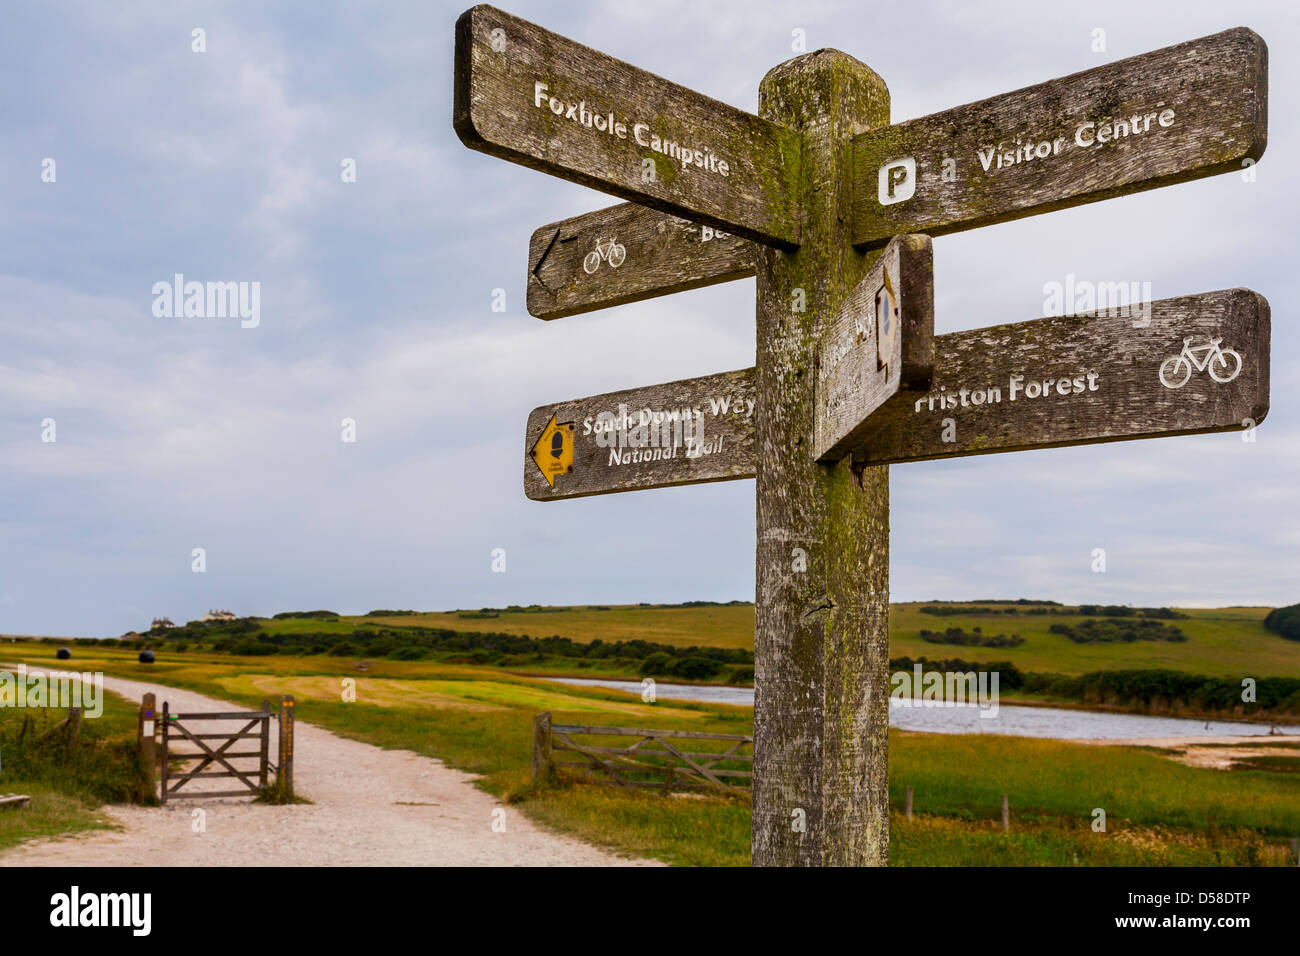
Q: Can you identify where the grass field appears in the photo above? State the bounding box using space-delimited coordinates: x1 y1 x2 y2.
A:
242 602 1300 679
3 645 1296 866
0 682 151 851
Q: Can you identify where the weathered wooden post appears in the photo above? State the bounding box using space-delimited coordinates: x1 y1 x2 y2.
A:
278 694 295 800
139 693 156 801
161 701 170 805
64 706 82 753
752 50 892 867
905 786 914 822
259 698 272 792
531 710 552 784
1001 793 1011 833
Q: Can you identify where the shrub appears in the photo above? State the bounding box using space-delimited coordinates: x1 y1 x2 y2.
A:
669 657 724 680
230 640 277 656
1264 603 1300 642
328 642 360 656
639 652 675 676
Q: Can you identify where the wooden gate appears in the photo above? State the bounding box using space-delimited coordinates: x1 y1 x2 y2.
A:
160 699 276 804
533 712 752 794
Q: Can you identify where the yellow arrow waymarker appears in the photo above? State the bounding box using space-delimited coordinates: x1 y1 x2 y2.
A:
530 414 575 488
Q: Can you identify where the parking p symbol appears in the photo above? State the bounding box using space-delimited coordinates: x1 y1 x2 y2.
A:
878 157 916 205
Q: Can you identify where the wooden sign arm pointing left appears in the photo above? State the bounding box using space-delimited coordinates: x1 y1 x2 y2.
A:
454 5 802 248
527 202 756 320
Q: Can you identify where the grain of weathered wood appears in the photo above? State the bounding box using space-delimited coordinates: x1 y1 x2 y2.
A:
524 368 755 500
853 28 1268 246
527 202 755 319
814 233 933 461
855 288 1270 465
753 50 893 868
454 5 802 248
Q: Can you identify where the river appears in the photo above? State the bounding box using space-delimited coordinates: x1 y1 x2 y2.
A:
539 676 1300 740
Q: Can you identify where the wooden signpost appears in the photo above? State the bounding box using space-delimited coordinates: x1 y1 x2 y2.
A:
454 5 1271 866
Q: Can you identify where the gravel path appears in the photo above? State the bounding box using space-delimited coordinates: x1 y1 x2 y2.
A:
0 673 657 867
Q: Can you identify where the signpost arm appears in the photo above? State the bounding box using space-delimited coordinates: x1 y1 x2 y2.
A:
753 51 891 866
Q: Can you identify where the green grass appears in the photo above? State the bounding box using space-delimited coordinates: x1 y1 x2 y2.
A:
0 679 152 851
207 601 1300 679
7 646 1297 866
890 604 1300 679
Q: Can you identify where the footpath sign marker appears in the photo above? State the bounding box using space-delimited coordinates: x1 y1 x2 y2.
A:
853 28 1267 246
528 202 754 319
524 368 755 502
453 5 1270 866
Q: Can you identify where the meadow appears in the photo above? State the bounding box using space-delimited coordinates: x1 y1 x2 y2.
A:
2 643 1296 866
243 601 1300 679
0 682 151 850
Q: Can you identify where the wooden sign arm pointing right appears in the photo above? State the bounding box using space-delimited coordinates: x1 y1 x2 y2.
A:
853 28 1267 246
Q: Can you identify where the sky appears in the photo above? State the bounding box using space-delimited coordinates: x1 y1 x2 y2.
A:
1 0 1297 638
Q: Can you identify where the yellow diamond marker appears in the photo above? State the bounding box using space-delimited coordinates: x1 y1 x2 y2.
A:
530 414 575 488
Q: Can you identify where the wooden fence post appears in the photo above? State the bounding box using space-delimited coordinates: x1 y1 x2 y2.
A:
259 698 271 792
752 49 892 867
532 711 553 784
139 693 157 801
277 695 295 800
64 706 82 753
905 786 913 822
160 701 169 805
1001 793 1010 833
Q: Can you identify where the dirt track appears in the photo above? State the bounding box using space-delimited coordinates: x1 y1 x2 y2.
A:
0 673 656 867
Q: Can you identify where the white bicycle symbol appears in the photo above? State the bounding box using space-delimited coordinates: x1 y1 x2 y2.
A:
1158 336 1242 389
583 237 626 274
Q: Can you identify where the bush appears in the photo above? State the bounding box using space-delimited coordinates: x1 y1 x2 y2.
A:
639 652 675 676
230 640 278 656
919 627 1024 648
669 657 723 680
328 642 360 656
389 646 426 661
1051 619 1185 643
1264 603 1300 642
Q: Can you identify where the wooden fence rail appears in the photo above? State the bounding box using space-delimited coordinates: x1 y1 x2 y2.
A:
532 711 752 794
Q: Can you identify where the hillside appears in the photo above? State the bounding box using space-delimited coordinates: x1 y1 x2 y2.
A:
251 601 1294 679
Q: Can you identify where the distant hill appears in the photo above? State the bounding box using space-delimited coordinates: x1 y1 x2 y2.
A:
10 600 1295 681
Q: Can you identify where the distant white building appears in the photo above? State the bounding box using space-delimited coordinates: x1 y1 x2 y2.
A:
151 617 177 629
202 609 237 622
